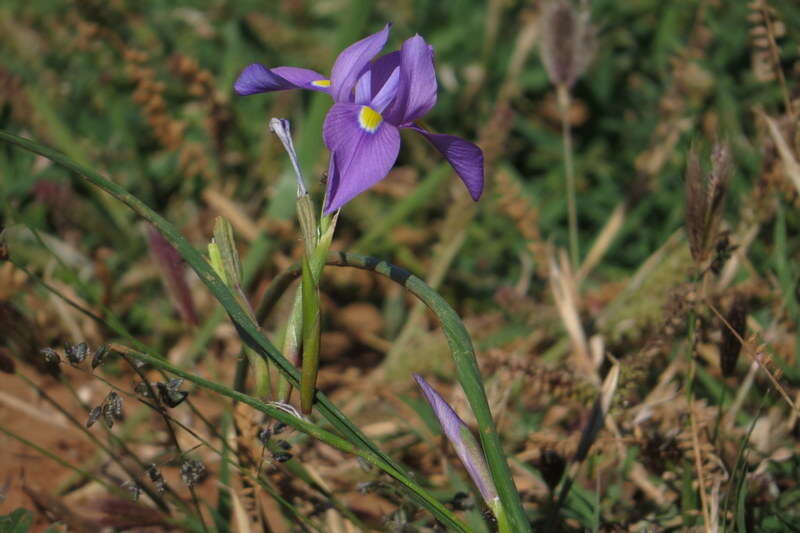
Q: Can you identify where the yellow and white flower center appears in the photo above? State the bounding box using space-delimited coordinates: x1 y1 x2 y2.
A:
311 79 331 88
358 106 382 133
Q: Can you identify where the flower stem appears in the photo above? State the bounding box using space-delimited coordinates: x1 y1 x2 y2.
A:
558 84 579 269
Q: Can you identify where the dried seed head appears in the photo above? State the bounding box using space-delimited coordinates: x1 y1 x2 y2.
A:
64 342 89 364
720 294 748 377
157 378 188 408
685 142 733 265
540 0 595 88
179 458 206 487
101 391 123 428
708 143 733 212
40 347 60 365
133 381 152 397
91 344 111 369
146 464 166 494
86 406 102 428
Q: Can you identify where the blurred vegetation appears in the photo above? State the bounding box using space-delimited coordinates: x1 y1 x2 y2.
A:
2 0 800 531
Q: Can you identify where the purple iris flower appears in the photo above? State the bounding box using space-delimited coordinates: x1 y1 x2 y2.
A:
414 374 499 507
235 24 484 213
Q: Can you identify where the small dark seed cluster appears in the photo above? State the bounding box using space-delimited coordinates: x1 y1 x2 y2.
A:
86 390 123 429
41 343 112 369
180 458 206 487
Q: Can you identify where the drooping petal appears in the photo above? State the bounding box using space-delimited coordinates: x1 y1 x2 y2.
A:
385 35 437 124
234 64 329 95
272 67 332 91
330 24 391 103
408 126 484 200
323 103 401 212
413 374 499 506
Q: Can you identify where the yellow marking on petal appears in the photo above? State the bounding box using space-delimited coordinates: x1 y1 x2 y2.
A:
358 106 382 133
311 79 331 88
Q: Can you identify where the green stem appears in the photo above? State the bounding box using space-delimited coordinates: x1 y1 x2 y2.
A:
300 255 321 413
558 85 579 269
0 130 467 532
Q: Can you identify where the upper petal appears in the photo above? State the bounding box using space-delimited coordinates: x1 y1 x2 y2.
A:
323 103 401 212
234 64 329 95
384 35 437 124
369 51 401 96
330 24 391 103
408 125 484 200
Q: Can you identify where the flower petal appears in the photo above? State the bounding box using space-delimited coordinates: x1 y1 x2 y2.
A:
413 374 499 506
354 70 372 105
323 103 400 212
385 35 437 124
234 64 329 95
369 51 401 97
408 126 484 200
330 24 391 103
371 67 400 113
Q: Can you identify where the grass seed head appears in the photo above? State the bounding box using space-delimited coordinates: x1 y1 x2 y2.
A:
91 344 110 369
540 0 595 88
101 391 123 428
86 406 102 428
64 342 88 365
685 142 733 265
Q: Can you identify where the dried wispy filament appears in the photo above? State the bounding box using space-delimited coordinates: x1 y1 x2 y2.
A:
720 294 748 377
685 142 733 265
539 0 595 89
